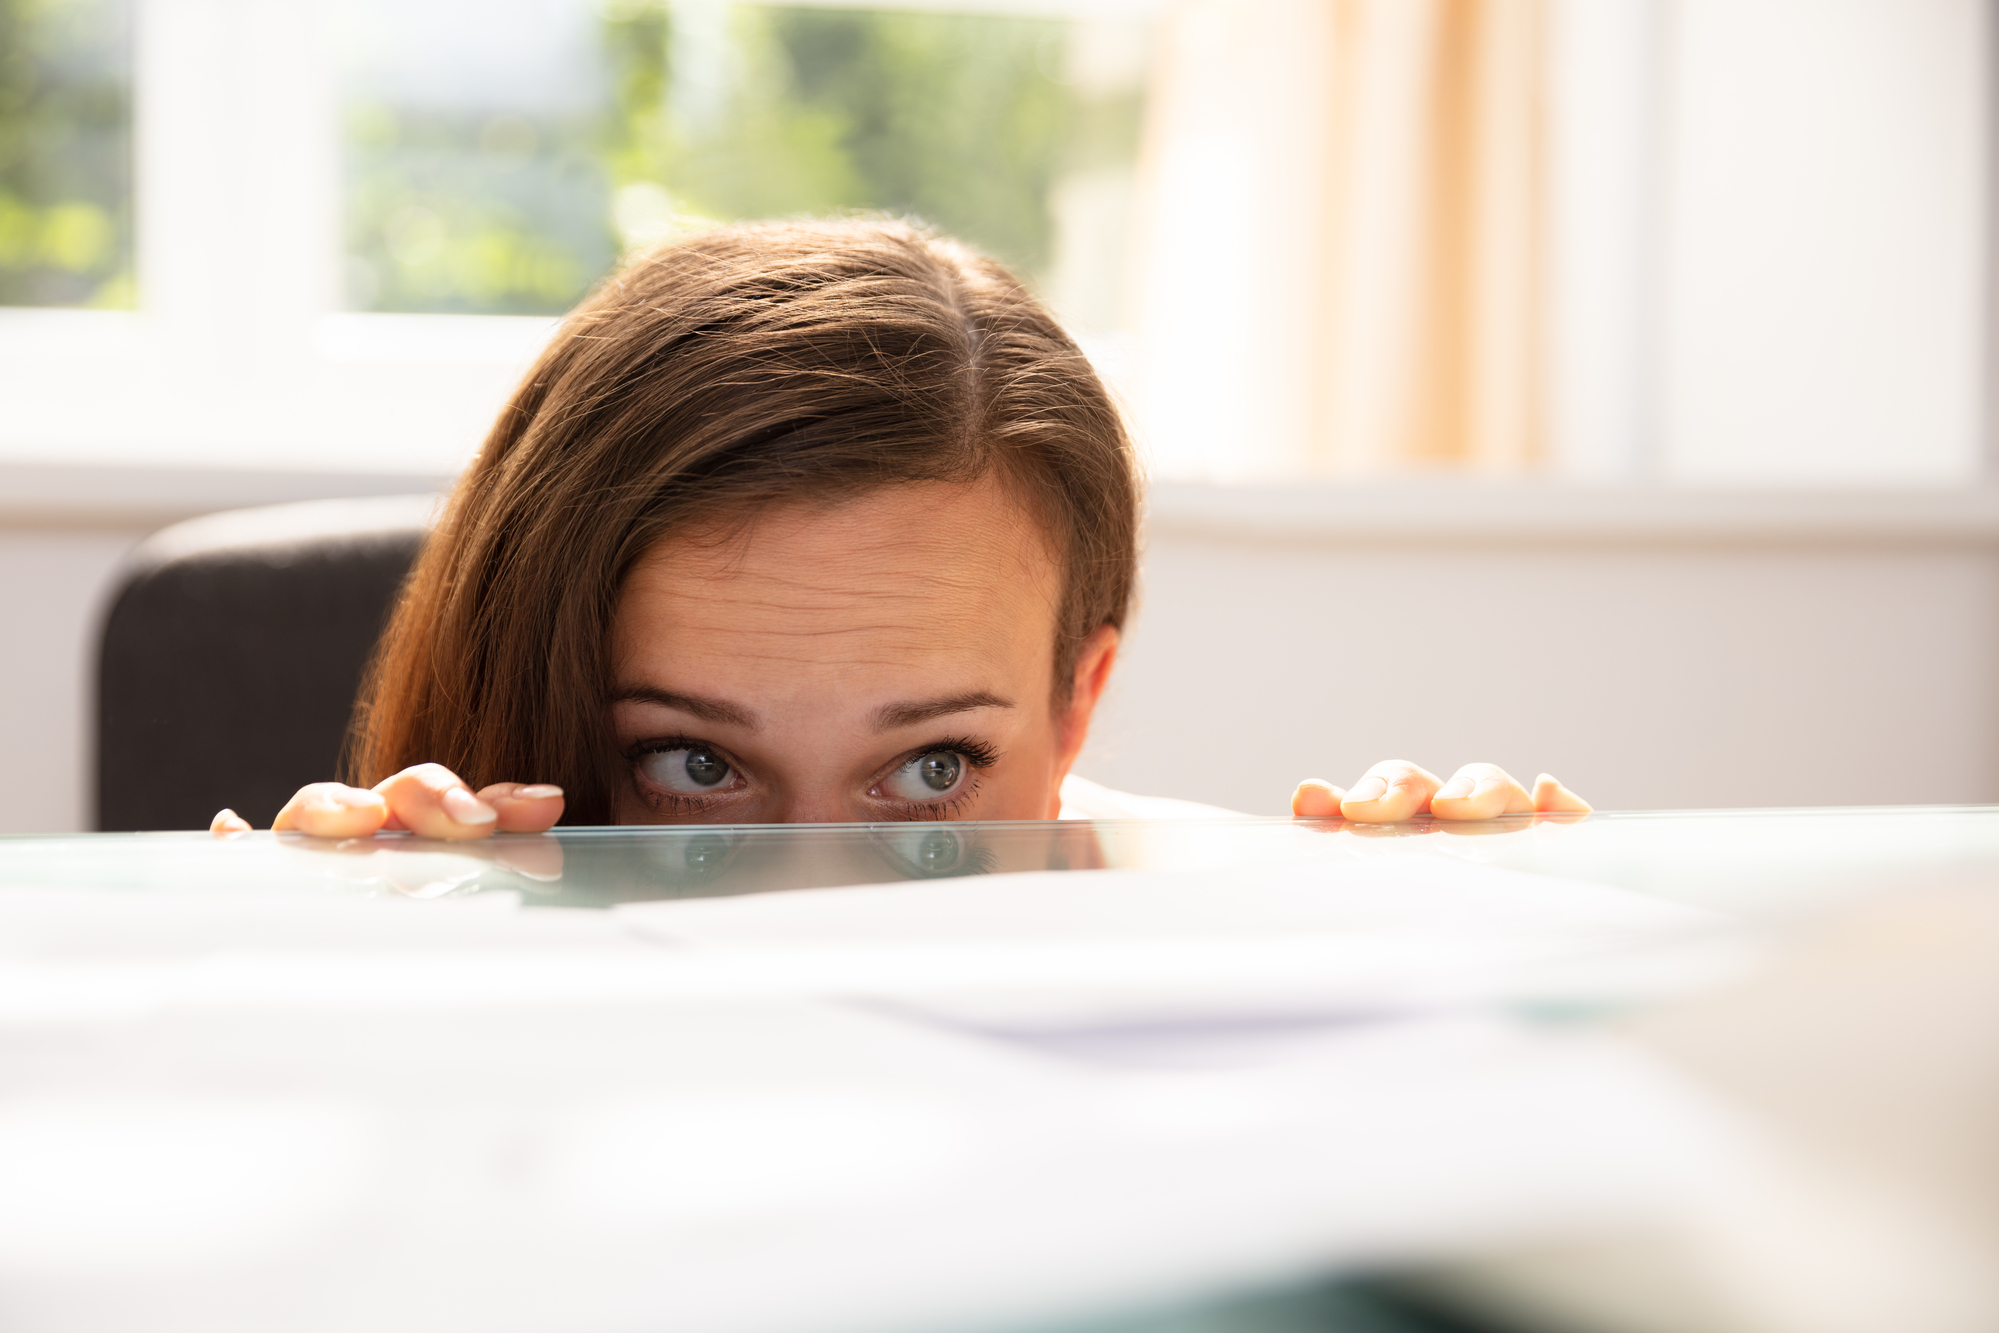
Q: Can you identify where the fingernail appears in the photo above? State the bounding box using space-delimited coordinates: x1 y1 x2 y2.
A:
1348 777 1388 803
1435 777 1473 800
329 787 383 808
442 787 498 824
514 784 564 800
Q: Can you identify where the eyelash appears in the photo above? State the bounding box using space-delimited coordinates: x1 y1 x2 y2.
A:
623 734 1002 818
879 735 999 822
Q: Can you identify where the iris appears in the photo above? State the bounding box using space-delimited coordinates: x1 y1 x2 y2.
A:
916 751 960 792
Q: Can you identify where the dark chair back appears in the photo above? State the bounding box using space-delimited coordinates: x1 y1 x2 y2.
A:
96 496 434 831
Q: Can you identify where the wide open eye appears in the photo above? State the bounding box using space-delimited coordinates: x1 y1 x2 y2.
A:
880 750 965 802
637 746 735 796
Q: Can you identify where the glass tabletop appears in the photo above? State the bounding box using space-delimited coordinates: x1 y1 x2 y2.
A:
7 805 1999 920
4 807 1989 1333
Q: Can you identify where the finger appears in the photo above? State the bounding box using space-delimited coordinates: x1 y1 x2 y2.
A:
1291 779 1347 819
271 783 391 838
375 763 499 841
477 782 566 834
1533 773 1593 814
209 808 252 838
1430 763 1534 820
1340 760 1441 823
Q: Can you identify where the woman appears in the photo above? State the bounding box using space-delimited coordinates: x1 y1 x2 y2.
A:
217 219 1587 840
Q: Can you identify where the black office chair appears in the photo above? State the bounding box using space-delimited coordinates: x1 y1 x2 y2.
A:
96 495 435 831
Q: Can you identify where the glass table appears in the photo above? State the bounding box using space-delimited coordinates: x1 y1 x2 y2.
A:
9 804 1995 914
2 807 1992 1333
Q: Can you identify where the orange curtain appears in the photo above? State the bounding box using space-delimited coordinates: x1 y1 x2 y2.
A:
1131 0 1551 476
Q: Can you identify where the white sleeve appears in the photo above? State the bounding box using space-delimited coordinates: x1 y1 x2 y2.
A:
1057 773 1250 820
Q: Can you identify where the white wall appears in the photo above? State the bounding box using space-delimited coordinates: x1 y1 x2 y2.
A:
0 529 147 834
1660 0 1990 483
1076 486 1999 815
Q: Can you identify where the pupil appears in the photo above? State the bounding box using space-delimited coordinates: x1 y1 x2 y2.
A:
917 752 960 792
683 749 728 787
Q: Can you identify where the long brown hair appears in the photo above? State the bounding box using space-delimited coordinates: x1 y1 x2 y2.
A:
348 219 1139 823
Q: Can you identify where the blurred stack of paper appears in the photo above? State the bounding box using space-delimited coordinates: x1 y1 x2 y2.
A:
0 858 1757 1333
616 857 1753 1044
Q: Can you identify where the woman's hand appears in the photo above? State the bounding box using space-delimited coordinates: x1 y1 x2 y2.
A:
210 763 564 840
1291 761 1590 823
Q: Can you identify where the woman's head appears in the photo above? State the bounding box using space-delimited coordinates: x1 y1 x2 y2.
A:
351 218 1139 823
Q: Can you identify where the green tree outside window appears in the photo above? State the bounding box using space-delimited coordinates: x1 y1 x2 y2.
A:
346 2 1144 320
0 0 133 308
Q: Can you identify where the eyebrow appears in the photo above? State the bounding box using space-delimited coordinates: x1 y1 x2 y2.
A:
610 687 761 731
870 691 1014 731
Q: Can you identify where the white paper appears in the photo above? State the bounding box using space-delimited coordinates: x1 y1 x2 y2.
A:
0 857 1753 1333
616 858 1752 1035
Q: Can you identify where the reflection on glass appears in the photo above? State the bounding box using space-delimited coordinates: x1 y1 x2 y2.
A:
0 0 132 307
631 827 744 895
870 825 991 880
338 0 1147 328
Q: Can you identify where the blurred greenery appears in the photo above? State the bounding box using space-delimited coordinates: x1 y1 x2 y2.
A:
605 4 1081 277
1 0 1144 316
346 1 1143 317
0 0 132 307
343 101 616 315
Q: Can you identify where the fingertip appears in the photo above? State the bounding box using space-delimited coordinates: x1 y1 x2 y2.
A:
1292 779 1344 819
1533 773 1594 814
209 808 252 837
379 768 506 840
327 785 389 812
1433 773 1524 820
1340 770 1427 822
313 786 390 827
281 784 391 838
491 787 565 834
1345 775 1389 805
440 786 499 828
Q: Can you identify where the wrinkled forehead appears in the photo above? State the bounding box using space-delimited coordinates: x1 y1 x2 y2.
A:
614 477 1064 676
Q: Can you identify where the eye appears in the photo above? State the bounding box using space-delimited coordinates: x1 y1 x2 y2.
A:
881 750 965 802
637 746 735 796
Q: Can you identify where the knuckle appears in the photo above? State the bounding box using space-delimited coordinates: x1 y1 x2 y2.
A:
394 763 461 792
1388 765 1440 792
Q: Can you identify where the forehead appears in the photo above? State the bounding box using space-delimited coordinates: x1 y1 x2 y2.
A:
614 478 1061 683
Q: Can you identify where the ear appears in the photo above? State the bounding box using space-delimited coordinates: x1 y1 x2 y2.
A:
1053 623 1120 785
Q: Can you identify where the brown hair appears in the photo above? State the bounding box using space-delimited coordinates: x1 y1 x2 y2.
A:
348 218 1139 823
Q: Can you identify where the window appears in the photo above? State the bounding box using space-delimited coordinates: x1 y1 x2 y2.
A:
337 0 1147 339
0 0 1986 487
0 0 132 308
0 0 1152 477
